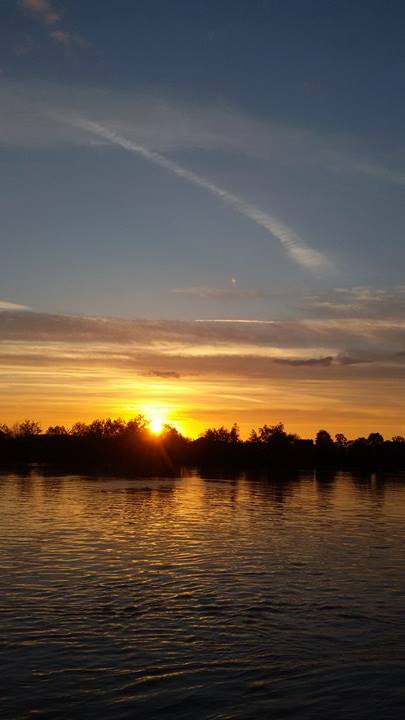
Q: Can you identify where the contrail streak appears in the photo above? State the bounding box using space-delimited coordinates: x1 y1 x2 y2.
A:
66 115 331 272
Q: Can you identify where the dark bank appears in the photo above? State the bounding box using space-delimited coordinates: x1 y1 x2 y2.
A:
1 417 405 476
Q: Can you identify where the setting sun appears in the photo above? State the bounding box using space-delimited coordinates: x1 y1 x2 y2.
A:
150 417 164 434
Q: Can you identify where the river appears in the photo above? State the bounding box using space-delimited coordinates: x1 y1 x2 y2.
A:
1 470 404 719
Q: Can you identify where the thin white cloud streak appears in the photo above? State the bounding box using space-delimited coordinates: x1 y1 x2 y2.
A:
65 115 331 272
0 81 326 155
195 318 279 324
3 82 405 192
352 161 405 187
171 286 271 299
0 300 30 312
2 309 405 354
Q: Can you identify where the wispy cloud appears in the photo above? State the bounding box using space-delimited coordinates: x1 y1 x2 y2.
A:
1 309 405 436
272 356 334 367
1 81 404 189
0 299 30 312
170 286 271 300
1 307 405 356
352 161 405 188
20 0 60 25
19 0 84 48
305 286 405 319
48 29 75 47
0 81 277 150
147 370 181 379
65 115 330 272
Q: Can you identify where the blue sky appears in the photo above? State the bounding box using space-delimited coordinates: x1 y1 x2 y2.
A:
1 1 405 436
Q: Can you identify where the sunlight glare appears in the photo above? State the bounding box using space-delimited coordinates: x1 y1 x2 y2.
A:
150 417 164 434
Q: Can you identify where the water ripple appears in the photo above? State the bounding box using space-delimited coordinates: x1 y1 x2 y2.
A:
1 471 405 719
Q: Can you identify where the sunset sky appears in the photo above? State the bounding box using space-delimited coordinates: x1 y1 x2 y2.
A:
1 0 405 438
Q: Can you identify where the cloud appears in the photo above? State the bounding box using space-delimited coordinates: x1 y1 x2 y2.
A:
1 80 403 187
2 308 405 436
0 81 297 152
20 0 59 25
48 29 77 48
1 308 405 358
147 370 181 379
0 299 30 312
351 161 405 188
272 356 333 367
170 286 271 300
305 286 405 320
19 0 84 48
65 115 330 272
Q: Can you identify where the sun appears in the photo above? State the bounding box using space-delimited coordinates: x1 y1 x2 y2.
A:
150 417 164 434
140 405 173 435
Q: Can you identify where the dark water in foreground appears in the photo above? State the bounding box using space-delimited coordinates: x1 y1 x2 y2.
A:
1 471 405 719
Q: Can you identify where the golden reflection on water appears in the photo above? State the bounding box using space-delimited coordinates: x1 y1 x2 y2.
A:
1 470 405 719
3 469 405 535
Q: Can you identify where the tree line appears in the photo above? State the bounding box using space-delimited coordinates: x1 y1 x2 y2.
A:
1 417 405 474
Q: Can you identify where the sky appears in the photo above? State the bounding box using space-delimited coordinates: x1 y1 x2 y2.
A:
1 0 405 438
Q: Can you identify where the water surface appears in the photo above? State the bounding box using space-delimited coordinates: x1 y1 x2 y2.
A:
1 470 405 719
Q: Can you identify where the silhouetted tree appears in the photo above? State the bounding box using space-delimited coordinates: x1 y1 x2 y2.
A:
70 422 89 437
352 436 366 448
125 415 149 437
315 429 334 449
103 418 126 437
0 424 11 438
201 424 240 443
250 422 286 443
47 425 68 435
16 420 42 437
367 432 384 447
1 416 405 473
161 424 183 441
335 433 348 448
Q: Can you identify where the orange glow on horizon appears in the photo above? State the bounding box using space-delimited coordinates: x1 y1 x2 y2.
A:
2 358 405 441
